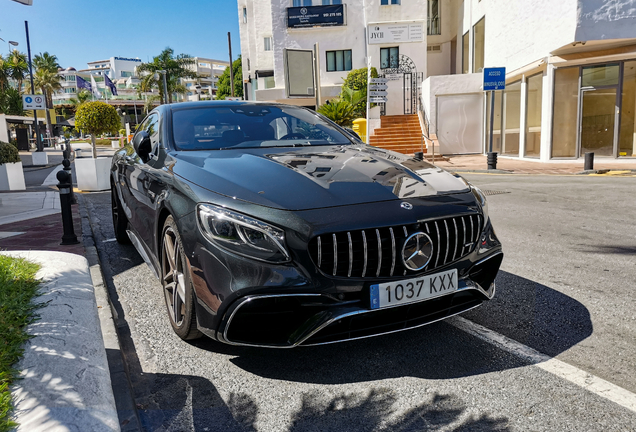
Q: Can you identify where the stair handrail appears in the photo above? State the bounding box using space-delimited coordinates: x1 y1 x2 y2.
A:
417 93 435 163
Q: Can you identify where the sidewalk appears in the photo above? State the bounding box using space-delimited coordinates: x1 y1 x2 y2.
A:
431 154 636 175
0 192 120 431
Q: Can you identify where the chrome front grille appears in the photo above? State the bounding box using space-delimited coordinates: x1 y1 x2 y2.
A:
308 214 482 279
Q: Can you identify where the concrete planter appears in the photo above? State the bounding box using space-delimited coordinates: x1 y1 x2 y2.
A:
31 151 48 166
111 140 119 149
0 161 26 191
75 157 112 191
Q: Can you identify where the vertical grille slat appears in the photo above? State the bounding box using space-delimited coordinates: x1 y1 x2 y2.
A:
309 213 483 279
332 233 338 276
361 230 368 278
376 229 382 277
389 227 396 277
347 232 353 277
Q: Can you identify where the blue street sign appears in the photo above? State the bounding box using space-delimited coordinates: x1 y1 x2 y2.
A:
483 67 506 91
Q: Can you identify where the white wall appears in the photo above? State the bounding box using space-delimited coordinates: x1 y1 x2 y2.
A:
423 73 483 135
576 0 636 41
461 0 579 73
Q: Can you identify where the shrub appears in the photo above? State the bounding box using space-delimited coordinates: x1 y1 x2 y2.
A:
342 67 378 91
0 141 21 165
119 129 126 137
317 100 356 127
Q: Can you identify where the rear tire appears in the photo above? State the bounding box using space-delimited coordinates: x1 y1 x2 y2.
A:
161 216 203 340
111 185 131 244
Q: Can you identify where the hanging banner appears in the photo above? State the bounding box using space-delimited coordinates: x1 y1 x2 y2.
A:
287 5 345 28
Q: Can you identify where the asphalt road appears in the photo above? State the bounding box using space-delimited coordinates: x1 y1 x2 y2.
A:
83 174 636 432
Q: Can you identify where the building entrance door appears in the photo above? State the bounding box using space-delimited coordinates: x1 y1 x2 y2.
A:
580 88 618 157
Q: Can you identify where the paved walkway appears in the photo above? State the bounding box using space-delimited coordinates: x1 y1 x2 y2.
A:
432 154 636 175
0 191 120 431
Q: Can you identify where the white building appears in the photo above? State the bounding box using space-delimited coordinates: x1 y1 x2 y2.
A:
181 57 229 101
238 0 426 115
238 0 636 161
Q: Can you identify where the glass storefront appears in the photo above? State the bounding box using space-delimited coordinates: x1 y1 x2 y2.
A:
503 81 521 156
473 18 485 73
619 61 636 157
525 73 542 157
551 61 636 158
485 90 502 153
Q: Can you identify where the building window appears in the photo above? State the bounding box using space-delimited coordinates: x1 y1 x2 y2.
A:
326 50 352 72
462 32 469 74
64 88 76 93
502 81 521 156
322 0 341 4
381 0 400 4
121 71 133 77
619 61 636 157
525 73 543 158
65 75 76 82
243 7 247 23
551 67 579 158
247 58 250 71
264 37 272 52
472 17 485 73
293 0 312 6
380 47 399 69
427 0 440 35
263 76 275 89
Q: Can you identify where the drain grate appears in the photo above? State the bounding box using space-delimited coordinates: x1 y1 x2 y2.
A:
482 190 511 196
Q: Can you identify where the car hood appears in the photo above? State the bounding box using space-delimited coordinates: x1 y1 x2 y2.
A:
171 145 470 211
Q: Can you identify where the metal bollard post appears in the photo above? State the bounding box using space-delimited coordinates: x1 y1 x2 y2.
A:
487 152 498 170
62 158 77 204
414 151 423 161
584 152 594 171
56 170 79 245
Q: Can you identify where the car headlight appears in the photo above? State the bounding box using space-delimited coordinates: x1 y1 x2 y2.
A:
196 204 290 263
470 185 489 228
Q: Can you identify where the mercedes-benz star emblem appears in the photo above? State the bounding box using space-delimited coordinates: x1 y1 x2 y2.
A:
401 202 413 210
402 232 433 271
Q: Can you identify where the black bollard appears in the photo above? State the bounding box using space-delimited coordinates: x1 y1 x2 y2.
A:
56 170 79 245
62 158 77 205
487 152 498 170
584 152 594 171
414 151 424 161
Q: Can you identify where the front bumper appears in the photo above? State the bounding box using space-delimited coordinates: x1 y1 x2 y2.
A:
216 251 502 347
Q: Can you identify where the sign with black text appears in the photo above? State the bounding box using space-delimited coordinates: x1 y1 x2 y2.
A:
367 21 424 44
287 5 345 28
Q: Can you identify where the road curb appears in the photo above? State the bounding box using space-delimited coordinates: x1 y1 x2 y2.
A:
77 194 141 431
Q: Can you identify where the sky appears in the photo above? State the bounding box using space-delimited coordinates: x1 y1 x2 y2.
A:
0 0 241 68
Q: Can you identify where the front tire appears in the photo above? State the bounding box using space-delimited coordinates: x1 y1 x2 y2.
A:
161 216 203 340
111 185 131 244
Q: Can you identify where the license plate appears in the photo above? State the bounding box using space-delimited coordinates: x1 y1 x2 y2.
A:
370 269 458 310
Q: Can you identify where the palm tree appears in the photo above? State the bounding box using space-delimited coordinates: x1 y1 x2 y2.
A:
69 89 92 107
7 50 28 91
33 68 62 108
33 52 60 73
136 47 197 104
0 55 10 91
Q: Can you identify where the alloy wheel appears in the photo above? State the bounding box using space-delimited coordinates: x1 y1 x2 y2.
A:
162 226 187 326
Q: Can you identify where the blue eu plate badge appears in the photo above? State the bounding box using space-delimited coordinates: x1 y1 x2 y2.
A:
370 284 380 309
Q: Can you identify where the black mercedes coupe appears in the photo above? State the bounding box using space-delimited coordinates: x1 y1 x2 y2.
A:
110 101 503 347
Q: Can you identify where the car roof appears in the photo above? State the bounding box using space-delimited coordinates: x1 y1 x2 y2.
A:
167 100 298 112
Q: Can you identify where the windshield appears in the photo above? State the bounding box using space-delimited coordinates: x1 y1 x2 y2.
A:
171 104 352 150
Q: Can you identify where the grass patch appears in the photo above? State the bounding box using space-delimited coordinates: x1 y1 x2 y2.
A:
0 255 42 432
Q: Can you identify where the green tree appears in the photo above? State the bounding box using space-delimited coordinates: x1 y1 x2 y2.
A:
33 68 62 140
0 55 10 91
74 101 120 158
33 52 60 73
216 56 242 100
316 99 357 127
0 87 25 115
342 67 378 115
136 47 197 104
68 89 92 108
7 50 28 91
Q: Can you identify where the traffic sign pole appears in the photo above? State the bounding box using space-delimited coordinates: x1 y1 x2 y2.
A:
25 21 42 152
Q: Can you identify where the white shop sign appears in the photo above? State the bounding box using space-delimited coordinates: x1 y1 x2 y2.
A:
367 21 424 44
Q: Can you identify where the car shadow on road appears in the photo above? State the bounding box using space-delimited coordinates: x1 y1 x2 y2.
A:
123 367 510 431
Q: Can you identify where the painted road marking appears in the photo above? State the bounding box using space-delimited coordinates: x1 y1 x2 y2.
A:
42 164 64 186
450 316 636 413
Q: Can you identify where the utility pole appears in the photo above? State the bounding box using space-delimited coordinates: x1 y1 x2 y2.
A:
228 32 235 97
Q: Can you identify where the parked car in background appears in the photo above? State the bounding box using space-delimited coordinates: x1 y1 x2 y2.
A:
110 101 503 347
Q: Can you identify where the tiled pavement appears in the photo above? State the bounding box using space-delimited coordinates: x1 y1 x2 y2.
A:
0 202 84 255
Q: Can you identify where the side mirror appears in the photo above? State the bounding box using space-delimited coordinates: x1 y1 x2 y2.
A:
132 131 151 161
344 128 361 141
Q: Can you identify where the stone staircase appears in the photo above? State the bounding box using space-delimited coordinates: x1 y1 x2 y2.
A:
368 114 433 155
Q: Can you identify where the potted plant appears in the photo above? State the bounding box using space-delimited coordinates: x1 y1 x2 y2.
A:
0 141 26 191
74 101 120 191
